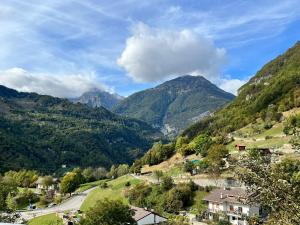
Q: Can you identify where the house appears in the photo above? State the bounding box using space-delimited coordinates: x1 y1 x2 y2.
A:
203 188 261 225
235 144 246 151
131 206 167 225
35 177 60 194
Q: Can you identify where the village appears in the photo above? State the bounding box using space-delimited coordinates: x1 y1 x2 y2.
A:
1 141 289 225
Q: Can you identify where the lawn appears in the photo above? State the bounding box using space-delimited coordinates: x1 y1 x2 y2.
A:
28 213 63 225
80 175 142 211
76 179 109 193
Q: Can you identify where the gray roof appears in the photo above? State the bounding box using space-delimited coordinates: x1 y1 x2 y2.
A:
131 206 166 221
203 188 247 204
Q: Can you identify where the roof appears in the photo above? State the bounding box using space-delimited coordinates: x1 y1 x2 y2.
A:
130 206 166 221
203 188 247 204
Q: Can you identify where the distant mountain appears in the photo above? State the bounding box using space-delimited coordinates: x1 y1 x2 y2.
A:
71 89 124 109
182 41 300 140
0 85 161 173
113 75 235 137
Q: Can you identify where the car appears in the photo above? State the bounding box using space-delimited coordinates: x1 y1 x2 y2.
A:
48 203 57 208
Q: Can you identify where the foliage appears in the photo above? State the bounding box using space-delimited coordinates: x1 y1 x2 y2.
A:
237 150 300 225
0 177 18 211
79 199 137 225
193 134 213 157
4 170 38 187
218 220 231 225
60 168 85 195
161 175 174 191
153 170 164 182
107 164 129 179
284 114 300 150
114 75 234 137
5 193 17 211
141 142 175 166
0 85 160 173
127 179 195 214
42 176 54 188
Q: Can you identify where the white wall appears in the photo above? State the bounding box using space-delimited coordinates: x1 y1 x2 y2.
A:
137 214 167 225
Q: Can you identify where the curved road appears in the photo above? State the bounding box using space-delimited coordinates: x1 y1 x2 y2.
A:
20 187 96 221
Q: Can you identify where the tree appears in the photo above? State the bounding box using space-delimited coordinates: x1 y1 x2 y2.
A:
5 193 17 212
0 178 17 211
82 167 95 182
205 144 228 185
236 150 300 225
183 161 194 175
92 167 107 180
60 172 80 195
161 175 174 191
193 134 213 157
79 199 137 225
42 176 54 189
153 170 164 183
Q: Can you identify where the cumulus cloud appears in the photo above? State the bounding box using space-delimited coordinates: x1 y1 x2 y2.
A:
0 68 107 98
219 78 248 95
117 23 227 83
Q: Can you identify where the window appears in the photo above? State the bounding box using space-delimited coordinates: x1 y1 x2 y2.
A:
229 205 234 211
232 216 236 220
238 207 243 213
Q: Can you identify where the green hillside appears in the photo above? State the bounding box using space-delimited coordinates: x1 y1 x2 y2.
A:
182 41 300 141
114 75 234 137
0 86 161 173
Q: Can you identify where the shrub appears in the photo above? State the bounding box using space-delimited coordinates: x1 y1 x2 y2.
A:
99 182 108 189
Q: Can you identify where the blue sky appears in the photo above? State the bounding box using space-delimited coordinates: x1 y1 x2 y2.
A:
0 0 300 97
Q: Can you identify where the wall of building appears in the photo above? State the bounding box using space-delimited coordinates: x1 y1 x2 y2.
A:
137 214 167 225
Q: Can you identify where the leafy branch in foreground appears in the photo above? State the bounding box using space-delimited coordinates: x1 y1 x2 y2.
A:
236 149 300 225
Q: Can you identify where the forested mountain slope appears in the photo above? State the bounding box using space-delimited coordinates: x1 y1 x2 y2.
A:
182 41 300 141
0 86 161 173
114 75 234 137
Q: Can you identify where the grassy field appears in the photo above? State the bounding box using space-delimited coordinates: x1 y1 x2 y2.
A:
28 213 63 225
76 179 109 193
80 175 142 211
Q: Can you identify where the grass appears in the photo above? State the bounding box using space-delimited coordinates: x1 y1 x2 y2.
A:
76 179 109 193
28 213 63 225
80 175 142 211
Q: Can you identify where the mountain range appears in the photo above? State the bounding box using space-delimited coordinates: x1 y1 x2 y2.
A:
113 75 235 137
0 86 161 173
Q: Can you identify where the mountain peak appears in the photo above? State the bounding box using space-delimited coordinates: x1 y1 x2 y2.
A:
114 75 234 137
71 89 124 110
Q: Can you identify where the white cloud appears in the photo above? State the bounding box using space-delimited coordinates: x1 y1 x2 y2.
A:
219 78 248 95
0 68 107 98
117 23 227 83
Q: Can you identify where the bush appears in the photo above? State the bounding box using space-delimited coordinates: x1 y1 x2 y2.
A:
265 135 273 140
99 182 108 189
125 181 131 187
218 220 231 225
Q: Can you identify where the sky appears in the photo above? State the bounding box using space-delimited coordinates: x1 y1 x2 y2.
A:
0 0 300 98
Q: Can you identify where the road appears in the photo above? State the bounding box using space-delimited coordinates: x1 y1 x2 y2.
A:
20 187 96 221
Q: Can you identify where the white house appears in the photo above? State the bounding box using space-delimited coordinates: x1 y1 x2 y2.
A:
35 177 60 194
203 188 261 225
131 206 167 225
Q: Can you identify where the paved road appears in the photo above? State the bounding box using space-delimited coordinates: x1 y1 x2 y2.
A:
20 187 96 221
